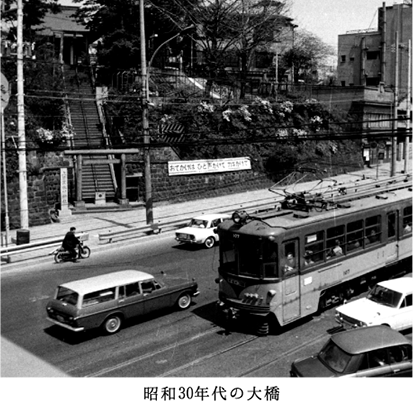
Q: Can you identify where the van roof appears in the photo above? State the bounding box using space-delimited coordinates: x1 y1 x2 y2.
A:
377 277 412 294
59 270 154 294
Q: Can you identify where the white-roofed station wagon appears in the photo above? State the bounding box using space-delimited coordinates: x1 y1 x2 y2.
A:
46 270 199 335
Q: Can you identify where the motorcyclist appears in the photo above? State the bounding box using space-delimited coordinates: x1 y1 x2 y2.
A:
62 227 80 261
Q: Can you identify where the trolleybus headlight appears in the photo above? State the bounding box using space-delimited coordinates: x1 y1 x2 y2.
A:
232 210 248 225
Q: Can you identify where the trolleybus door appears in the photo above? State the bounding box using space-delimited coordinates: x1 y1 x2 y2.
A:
281 240 300 322
385 211 399 264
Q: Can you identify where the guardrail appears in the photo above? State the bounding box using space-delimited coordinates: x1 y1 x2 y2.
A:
97 201 281 244
0 238 62 263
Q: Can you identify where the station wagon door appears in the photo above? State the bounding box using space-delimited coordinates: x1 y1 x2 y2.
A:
118 282 145 319
140 280 170 314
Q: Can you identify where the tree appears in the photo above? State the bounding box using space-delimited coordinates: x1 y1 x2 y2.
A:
1 0 60 42
280 29 334 83
151 0 291 98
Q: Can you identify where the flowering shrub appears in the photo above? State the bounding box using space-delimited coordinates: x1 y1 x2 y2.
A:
197 101 215 113
309 115 323 131
238 105 252 122
280 101 294 114
222 108 233 122
35 124 74 147
253 97 273 114
292 128 308 138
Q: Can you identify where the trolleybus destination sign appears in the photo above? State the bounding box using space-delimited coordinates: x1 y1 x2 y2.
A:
168 157 251 176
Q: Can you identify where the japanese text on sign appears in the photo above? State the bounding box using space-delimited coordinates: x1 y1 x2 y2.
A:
168 157 251 176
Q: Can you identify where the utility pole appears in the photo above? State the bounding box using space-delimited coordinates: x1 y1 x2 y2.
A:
391 29 399 177
139 0 153 225
17 0 29 228
404 39 411 174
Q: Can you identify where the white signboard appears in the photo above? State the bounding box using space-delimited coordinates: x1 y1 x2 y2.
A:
168 157 251 176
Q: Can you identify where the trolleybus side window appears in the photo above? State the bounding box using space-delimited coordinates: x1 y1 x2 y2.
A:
262 241 278 279
346 220 363 252
365 215 381 246
304 231 324 265
326 225 344 258
403 206 412 234
281 242 298 276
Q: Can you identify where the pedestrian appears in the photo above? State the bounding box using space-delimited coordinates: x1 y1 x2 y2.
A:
62 227 80 261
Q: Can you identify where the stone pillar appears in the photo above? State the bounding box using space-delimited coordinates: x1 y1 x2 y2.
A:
59 167 71 216
75 154 86 209
118 153 129 207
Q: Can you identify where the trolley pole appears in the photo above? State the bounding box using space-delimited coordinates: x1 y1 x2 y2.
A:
17 0 29 228
404 39 411 174
391 30 399 177
139 0 153 225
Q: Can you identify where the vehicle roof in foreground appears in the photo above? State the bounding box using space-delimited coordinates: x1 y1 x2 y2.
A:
331 325 411 355
376 277 413 293
59 270 155 294
192 213 231 220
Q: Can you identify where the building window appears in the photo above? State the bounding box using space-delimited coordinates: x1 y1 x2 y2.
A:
367 51 379 60
341 55 346 63
341 81 346 87
350 56 355 61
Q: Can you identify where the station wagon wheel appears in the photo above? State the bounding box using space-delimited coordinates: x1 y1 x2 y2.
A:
103 315 122 334
177 293 192 310
204 236 215 249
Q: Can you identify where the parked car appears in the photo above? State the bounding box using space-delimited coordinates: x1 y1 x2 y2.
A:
46 270 199 335
290 325 412 377
335 277 413 331
175 213 231 248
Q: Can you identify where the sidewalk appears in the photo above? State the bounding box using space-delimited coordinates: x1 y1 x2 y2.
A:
1 160 411 267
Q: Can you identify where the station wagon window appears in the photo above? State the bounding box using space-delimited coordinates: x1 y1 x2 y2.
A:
365 215 381 246
56 286 79 306
125 282 141 297
82 288 116 307
326 225 345 258
141 281 157 295
304 231 324 265
346 220 363 253
403 206 412 234
367 348 391 368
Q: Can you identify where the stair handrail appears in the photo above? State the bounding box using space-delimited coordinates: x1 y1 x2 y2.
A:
75 66 99 192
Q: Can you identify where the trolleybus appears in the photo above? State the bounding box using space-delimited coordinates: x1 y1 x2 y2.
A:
215 174 412 335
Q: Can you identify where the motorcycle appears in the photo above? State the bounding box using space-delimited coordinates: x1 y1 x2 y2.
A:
52 240 91 263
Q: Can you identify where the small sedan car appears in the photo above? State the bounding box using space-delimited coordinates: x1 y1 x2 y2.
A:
175 213 231 248
290 325 412 377
46 270 200 335
335 277 413 331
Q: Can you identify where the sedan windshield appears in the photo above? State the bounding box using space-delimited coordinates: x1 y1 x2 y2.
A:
367 284 402 308
318 340 353 374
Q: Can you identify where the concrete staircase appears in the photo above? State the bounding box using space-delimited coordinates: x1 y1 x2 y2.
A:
66 68 116 202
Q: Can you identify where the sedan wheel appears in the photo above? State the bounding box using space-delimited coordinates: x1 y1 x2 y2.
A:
103 315 122 334
204 236 215 248
177 293 192 310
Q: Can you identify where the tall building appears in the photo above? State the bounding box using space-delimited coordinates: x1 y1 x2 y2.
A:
337 2 412 99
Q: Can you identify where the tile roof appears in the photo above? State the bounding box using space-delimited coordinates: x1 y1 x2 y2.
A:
37 6 88 35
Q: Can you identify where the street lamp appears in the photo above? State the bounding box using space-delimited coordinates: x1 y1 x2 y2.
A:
140 0 194 225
